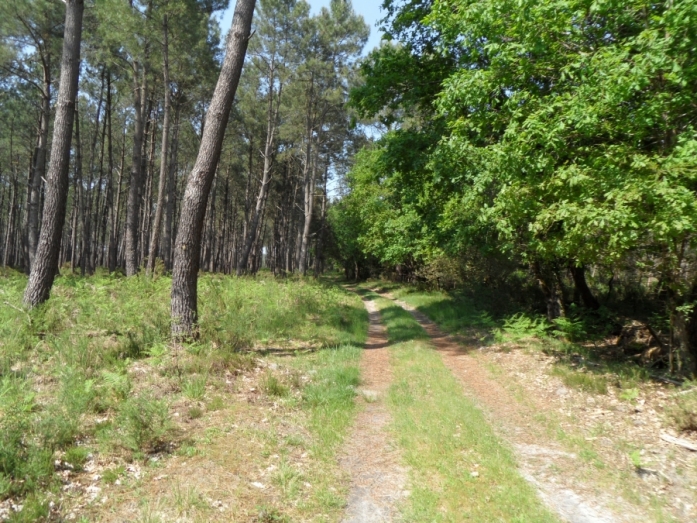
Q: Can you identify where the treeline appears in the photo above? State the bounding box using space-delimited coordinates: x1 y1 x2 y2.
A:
0 0 367 284
333 0 697 375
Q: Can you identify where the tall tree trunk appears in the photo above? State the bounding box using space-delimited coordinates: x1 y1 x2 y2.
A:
125 63 148 276
27 69 51 272
314 165 327 277
3 179 17 268
171 0 256 338
140 99 157 267
163 103 180 270
99 70 114 269
298 154 316 275
24 0 84 307
236 64 280 275
109 130 126 272
147 15 171 276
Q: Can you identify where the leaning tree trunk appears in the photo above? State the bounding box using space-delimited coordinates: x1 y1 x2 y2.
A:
171 0 256 339
147 15 171 276
24 0 84 307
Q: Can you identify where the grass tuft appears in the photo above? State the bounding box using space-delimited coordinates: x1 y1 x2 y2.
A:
551 365 609 394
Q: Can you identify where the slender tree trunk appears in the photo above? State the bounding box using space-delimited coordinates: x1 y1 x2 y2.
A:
125 63 148 276
141 100 157 267
24 0 84 307
109 130 126 272
27 71 51 271
314 166 327 276
147 15 171 276
163 103 180 270
171 0 256 338
298 155 316 275
237 64 280 275
3 180 16 268
100 71 114 269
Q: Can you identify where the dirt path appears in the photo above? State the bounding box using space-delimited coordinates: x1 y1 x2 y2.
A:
379 291 644 523
340 293 407 523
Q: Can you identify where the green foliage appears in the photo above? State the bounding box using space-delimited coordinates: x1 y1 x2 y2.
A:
341 0 697 373
498 313 550 342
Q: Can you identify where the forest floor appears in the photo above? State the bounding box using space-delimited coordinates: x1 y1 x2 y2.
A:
0 271 695 522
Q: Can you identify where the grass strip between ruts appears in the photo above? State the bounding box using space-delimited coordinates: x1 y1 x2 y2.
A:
363 290 559 522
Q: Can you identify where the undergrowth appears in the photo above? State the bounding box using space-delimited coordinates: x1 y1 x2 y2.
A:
0 269 367 519
385 282 661 399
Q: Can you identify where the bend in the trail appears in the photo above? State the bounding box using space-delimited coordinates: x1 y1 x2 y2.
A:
340 290 407 523
377 290 643 523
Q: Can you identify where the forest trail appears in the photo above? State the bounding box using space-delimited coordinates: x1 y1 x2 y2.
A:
340 291 408 522
375 290 645 523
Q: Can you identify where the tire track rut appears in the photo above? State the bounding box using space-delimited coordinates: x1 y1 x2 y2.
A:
340 293 407 523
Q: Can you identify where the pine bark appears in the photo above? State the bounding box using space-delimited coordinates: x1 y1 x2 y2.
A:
24 0 84 307
171 0 256 338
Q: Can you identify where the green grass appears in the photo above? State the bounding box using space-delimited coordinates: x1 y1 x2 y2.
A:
364 291 558 522
550 365 609 394
0 269 369 518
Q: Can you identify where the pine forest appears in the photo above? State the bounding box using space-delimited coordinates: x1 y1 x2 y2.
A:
1 1 697 521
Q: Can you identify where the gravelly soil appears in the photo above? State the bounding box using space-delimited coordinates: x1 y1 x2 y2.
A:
340 295 407 523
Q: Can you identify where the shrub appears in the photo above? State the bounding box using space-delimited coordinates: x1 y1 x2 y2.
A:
117 394 171 452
